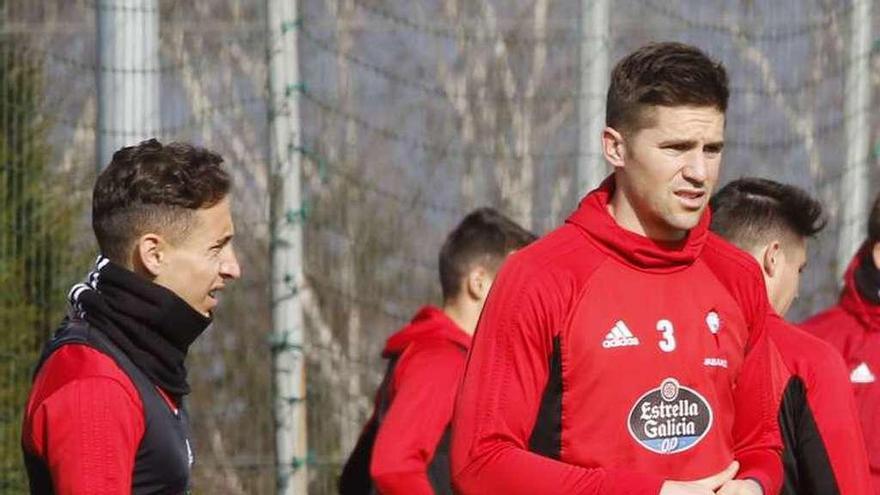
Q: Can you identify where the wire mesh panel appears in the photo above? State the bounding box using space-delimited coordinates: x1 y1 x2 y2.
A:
0 0 277 492
0 1 94 492
298 0 583 491
154 2 276 492
299 0 879 492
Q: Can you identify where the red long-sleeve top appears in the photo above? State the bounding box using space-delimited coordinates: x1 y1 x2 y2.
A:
370 306 471 494
22 344 145 494
801 248 880 494
765 313 873 494
450 178 782 495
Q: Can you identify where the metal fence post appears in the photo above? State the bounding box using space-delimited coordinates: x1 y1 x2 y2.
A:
838 0 872 278
267 0 308 493
96 0 160 170
577 0 610 195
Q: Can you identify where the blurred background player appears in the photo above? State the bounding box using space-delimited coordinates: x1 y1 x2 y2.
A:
802 191 880 494
711 177 872 495
338 207 536 495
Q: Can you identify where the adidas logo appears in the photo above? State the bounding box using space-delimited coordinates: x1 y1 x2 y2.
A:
602 320 640 348
851 362 876 384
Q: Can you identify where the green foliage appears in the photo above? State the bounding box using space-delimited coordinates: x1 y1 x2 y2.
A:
0 39 78 491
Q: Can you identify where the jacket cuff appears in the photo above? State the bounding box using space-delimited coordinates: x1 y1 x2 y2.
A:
737 450 782 495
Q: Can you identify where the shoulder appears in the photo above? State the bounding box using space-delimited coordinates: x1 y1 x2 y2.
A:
395 337 467 379
40 343 131 381
702 233 766 281
31 344 140 408
701 233 768 321
23 347 147 474
496 224 607 299
769 320 847 376
701 232 769 308
799 304 855 336
24 344 145 448
399 338 467 366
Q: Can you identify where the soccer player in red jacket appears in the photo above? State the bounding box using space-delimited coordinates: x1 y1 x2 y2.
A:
450 42 782 495
338 208 536 495
711 177 873 495
21 140 242 494
802 192 880 494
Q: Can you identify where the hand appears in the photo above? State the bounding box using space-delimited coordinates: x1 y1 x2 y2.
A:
659 461 739 495
716 479 762 495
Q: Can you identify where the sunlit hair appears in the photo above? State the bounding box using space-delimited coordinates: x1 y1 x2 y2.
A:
439 208 537 300
710 177 825 251
92 138 230 263
606 42 729 136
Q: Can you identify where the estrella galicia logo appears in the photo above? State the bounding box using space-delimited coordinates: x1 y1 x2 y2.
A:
627 378 713 454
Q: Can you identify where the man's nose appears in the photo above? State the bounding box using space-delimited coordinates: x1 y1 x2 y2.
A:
682 150 708 184
221 248 242 280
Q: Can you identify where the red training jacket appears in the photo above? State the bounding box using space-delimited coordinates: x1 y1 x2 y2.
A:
22 344 145 494
451 178 782 495
370 306 471 494
801 247 880 494
766 312 873 494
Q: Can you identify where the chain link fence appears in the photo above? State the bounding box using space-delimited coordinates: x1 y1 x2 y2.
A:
1 0 878 493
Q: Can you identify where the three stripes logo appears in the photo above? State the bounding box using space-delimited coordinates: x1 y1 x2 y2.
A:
602 320 640 349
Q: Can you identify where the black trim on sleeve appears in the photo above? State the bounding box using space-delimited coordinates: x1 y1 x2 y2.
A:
529 336 563 459
778 376 840 495
338 357 398 495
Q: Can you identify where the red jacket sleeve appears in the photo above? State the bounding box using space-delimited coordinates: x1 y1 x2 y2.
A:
370 342 466 494
801 339 874 495
730 325 784 494
23 345 144 494
450 260 664 495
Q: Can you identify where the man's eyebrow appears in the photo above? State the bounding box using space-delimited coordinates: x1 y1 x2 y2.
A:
657 139 698 148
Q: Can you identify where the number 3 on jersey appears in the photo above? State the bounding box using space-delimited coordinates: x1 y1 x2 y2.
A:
656 319 676 352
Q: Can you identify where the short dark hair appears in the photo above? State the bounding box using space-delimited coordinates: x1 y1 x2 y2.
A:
92 138 230 263
606 42 729 136
869 193 880 244
438 208 537 300
709 177 825 252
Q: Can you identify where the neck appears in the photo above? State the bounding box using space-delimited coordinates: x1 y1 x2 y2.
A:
608 183 686 242
442 298 480 336
68 257 211 399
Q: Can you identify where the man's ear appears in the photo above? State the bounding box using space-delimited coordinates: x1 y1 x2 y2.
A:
602 126 626 170
762 240 782 279
135 233 165 277
465 266 491 302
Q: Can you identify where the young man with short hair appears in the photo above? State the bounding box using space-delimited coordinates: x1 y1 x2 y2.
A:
802 192 880 494
711 177 873 495
339 208 536 495
22 139 241 493
451 42 781 495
